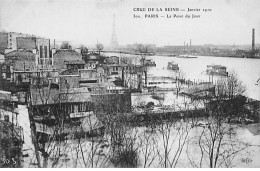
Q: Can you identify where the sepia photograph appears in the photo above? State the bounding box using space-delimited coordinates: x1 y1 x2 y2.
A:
0 0 260 168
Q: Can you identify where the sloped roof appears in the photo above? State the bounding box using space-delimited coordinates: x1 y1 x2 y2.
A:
30 87 92 105
17 37 37 50
64 60 85 65
60 68 79 76
5 50 35 61
54 49 81 56
180 83 215 95
30 86 60 105
60 87 92 103
0 90 11 101
36 113 104 135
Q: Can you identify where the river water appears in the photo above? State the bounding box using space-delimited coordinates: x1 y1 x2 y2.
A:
143 55 260 167
105 53 260 100
147 55 260 100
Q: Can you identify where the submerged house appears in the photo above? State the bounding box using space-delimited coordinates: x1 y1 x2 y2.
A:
29 85 104 141
143 59 156 67
179 82 216 100
167 61 179 71
206 64 228 77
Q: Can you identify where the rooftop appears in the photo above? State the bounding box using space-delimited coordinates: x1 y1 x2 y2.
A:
30 87 92 105
207 64 226 69
65 60 85 65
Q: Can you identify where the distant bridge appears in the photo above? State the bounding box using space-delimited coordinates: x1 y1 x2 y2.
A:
88 50 133 54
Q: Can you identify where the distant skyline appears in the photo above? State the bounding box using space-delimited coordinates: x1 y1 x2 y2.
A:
0 0 260 47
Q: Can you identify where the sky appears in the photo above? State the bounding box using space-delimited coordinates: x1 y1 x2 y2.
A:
0 0 260 47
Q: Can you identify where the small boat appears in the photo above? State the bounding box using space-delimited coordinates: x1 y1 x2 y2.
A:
144 59 156 67
167 61 179 71
177 55 198 59
206 64 228 76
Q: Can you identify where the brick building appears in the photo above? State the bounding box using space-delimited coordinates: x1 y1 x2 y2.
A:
2 50 36 83
17 37 51 66
0 32 31 54
0 31 51 67
53 49 82 71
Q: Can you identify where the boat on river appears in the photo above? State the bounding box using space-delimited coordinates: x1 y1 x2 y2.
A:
206 64 228 76
167 61 179 71
177 55 198 59
144 59 156 67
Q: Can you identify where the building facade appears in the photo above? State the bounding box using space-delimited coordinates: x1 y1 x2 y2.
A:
53 49 82 71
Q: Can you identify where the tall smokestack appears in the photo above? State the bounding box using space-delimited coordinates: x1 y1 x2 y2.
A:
252 28 255 57
0 7 2 31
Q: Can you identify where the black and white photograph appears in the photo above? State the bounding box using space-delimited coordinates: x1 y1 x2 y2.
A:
0 0 260 168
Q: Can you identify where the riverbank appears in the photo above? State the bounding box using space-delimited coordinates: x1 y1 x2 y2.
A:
154 53 260 59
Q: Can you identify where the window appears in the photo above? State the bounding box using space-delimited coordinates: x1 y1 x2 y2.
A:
44 46 48 58
40 46 43 58
73 105 78 113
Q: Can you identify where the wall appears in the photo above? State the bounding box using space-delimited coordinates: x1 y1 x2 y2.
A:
60 75 80 90
0 32 8 54
91 92 131 114
17 37 36 50
53 50 82 71
37 38 51 66
5 50 36 71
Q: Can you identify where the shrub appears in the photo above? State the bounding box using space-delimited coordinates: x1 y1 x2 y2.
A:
111 143 139 168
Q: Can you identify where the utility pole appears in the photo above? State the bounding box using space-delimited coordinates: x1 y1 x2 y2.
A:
252 28 255 58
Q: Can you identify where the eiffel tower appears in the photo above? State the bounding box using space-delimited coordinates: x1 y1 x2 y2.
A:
110 14 119 49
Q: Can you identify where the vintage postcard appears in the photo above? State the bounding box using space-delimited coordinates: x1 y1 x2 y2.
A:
0 0 259 168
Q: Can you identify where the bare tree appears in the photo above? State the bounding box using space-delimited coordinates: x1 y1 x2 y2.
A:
175 69 186 98
186 71 248 168
134 44 153 87
80 45 88 54
27 73 107 168
27 82 72 167
134 44 153 66
60 42 72 50
96 43 104 55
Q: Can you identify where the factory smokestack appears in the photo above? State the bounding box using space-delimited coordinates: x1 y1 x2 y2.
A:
0 7 2 31
252 28 255 57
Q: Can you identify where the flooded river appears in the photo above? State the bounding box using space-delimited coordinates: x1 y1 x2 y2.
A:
147 55 260 100
18 54 260 167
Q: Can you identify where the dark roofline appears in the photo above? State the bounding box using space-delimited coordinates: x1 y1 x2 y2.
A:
54 49 81 55
60 68 79 75
5 49 35 55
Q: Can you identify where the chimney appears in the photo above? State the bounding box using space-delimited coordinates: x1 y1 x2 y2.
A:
252 28 255 57
0 7 2 31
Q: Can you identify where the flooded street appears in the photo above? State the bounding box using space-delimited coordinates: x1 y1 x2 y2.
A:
17 54 260 167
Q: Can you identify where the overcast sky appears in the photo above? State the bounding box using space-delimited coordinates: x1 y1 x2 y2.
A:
0 0 260 47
